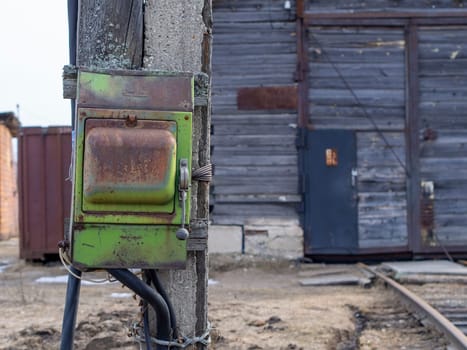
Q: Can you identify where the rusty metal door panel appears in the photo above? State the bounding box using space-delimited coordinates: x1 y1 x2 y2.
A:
83 119 177 208
303 130 358 254
18 127 72 260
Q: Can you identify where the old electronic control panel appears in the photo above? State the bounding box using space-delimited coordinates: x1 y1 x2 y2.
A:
69 69 193 269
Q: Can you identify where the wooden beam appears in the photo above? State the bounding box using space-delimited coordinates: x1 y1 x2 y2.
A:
304 9 467 20
405 22 422 253
296 17 309 128
76 0 143 68
296 0 305 18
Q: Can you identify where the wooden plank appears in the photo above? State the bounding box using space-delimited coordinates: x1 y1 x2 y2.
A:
420 77 467 90
213 183 298 195
418 28 467 42
308 63 405 78
212 154 297 166
213 124 296 135
213 148 297 156
310 105 405 118
214 165 299 177
213 31 296 44
211 113 297 125
310 76 405 89
211 134 296 147
306 0 466 10
420 142 467 158
214 0 295 11
77 0 143 68
213 53 296 65
360 238 408 249
213 42 296 55
213 176 298 186
214 194 302 203
212 203 298 217
309 119 404 130
214 12 295 23
358 192 407 206
214 20 296 28
419 59 467 75
308 88 405 107
364 178 406 192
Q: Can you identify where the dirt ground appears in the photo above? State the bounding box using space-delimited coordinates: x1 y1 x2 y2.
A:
0 238 445 349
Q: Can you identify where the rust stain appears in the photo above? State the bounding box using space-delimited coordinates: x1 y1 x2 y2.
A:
422 128 438 141
84 118 175 188
78 72 193 111
237 85 298 110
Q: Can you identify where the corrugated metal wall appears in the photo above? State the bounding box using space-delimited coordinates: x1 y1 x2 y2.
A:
211 0 300 225
418 26 467 247
307 27 408 248
18 127 72 260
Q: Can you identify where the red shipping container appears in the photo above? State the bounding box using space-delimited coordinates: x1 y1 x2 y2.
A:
18 127 72 260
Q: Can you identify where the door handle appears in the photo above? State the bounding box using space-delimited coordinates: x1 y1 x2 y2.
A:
351 168 358 187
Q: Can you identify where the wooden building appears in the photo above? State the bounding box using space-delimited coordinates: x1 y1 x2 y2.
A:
210 0 467 258
0 112 20 240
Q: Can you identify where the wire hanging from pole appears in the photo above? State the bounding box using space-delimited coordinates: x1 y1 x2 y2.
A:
308 31 410 178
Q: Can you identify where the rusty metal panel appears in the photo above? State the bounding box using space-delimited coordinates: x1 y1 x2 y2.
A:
77 69 193 111
237 85 298 110
18 127 72 260
83 119 177 208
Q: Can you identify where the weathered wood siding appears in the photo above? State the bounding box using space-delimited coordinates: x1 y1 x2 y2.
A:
418 26 467 246
211 0 299 225
306 0 465 11
308 27 408 248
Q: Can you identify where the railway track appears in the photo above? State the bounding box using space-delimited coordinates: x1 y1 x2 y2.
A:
359 263 467 350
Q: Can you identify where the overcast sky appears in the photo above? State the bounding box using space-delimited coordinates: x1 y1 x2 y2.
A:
0 1 70 127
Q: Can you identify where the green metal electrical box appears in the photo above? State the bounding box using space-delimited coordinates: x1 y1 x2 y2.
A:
70 69 193 269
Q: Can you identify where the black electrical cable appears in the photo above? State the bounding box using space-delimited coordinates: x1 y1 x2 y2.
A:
147 269 179 339
107 269 172 350
142 272 154 350
60 266 82 350
142 304 152 350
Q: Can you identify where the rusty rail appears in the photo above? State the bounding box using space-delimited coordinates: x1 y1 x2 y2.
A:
358 263 467 350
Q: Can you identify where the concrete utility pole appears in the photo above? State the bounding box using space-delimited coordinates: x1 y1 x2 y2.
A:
143 1 212 344
73 0 212 347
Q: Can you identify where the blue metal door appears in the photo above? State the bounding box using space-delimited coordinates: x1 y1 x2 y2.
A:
302 130 358 254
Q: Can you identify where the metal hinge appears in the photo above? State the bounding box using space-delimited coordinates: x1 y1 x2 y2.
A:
295 128 307 149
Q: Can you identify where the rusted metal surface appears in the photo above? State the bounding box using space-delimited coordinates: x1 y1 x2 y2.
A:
422 128 438 141
296 0 305 18
18 127 72 260
77 69 193 111
237 85 298 110
83 118 177 206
